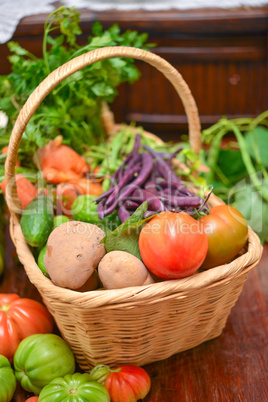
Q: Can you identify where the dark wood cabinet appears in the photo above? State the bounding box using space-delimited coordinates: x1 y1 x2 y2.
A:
0 6 267 140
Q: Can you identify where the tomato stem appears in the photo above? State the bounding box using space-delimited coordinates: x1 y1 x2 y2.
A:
0 305 9 312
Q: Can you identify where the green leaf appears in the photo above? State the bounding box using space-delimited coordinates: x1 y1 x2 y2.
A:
232 181 268 244
217 149 247 184
101 202 154 259
0 5 155 160
245 127 268 167
92 21 103 36
8 42 34 58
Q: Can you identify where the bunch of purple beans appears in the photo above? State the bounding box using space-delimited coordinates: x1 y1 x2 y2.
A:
95 135 209 222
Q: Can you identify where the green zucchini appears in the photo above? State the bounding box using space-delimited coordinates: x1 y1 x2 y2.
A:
20 195 54 247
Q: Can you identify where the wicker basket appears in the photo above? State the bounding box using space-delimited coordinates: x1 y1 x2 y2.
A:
5 47 263 370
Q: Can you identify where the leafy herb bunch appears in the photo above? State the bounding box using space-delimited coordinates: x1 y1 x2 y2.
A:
0 6 154 161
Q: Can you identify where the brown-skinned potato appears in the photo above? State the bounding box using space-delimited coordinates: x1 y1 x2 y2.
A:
75 269 99 292
98 250 155 289
44 221 105 289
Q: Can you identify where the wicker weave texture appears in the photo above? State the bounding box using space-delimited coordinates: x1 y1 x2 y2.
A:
5 47 263 370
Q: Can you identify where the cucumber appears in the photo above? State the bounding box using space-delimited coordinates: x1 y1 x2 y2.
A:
20 195 54 247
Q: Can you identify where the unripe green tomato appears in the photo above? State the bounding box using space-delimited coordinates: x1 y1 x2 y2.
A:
71 195 120 232
14 334 75 395
0 355 16 402
53 215 70 228
37 245 49 277
38 372 110 402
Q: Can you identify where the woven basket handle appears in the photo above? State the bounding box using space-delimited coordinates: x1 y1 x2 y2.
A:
5 46 201 215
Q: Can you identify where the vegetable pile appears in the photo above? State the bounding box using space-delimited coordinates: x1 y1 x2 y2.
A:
95 134 207 222
0 292 152 402
202 111 268 243
11 127 248 289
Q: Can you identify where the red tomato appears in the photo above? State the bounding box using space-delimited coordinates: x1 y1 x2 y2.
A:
25 398 38 402
139 211 208 279
0 174 38 210
198 205 248 269
105 365 151 402
0 294 53 361
55 182 81 216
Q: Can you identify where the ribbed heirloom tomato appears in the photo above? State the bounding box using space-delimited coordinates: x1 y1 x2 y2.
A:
90 364 151 402
0 355 16 402
0 294 53 360
139 211 208 279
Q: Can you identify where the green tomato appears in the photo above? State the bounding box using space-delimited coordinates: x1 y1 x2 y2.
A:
53 215 70 228
14 334 75 395
37 245 49 278
71 195 100 224
0 355 16 402
39 373 110 402
71 195 121 233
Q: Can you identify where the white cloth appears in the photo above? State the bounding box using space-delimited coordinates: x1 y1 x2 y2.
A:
0 1 54 44
64 0 268 11
0 0 267 44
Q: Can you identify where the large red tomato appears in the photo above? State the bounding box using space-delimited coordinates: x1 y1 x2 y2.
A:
0 294 53 360
198 205 248 269
139 211 208 279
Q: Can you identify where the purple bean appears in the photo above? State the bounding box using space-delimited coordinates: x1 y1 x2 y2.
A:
101 154 153 217
155 179 192 196
156 152 171 159
124 154 141 173
97 200 105 219
114 153 154 205
113 151 138 182
124 200 140 210
118 204 131 222
132 189 165 213
132 134 141 153
159 195 203 208
143 169 158 194
159 187 191 198
143 145 180 184
94 187 114 204
156 147 182 162
155 160 180 184
116 164 124 182
168 146 183 162
106 163 142 207
144 181 158 195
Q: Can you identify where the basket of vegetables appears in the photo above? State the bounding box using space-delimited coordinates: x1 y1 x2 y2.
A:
4 46 263 371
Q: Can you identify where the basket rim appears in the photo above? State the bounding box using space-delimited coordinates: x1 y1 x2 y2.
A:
10 211 263 309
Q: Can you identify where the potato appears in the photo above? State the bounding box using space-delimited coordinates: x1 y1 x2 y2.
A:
44 221 106 289
98 250 155 289
75 270 99 292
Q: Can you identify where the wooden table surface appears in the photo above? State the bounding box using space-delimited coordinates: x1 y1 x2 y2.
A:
1 225 267 402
